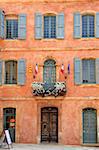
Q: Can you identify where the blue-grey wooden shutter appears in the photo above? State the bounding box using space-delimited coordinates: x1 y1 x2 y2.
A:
74 58 82 84
18 59 26 85
89 60 95 83
0 60 2 85
18 14 26 39
56 13 64 39
96 58 99 84
96 12 99 38
0 10 4 39
74 13 81 38
82 60 88 83
35 13 42 39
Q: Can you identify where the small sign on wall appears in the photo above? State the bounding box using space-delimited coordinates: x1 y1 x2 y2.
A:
28 65 33 73
5 130 13 149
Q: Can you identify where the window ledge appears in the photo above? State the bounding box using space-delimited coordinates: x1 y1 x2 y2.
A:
79 84 99 88
4 39 19 41
2 84 18 87
76 38 98 41
0 84 24 88
35 38 64 41
41 38 57 42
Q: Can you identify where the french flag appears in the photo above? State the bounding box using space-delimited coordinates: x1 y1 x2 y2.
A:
67 63 70 74
61 64 64 74
35 64 38 74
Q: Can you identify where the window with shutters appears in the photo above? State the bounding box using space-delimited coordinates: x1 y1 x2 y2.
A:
43 59 56 90
0 13 26 39
74 13 99 38
44 15 56 38
5 61 17 84
82 59 96 83
82 15 95 38
35 12 64 39
6 19 18 39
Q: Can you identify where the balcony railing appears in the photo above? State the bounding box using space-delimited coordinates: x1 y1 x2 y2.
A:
31 82 67 97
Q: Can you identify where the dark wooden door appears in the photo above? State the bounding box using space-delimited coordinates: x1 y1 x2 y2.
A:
3 108 16 142
83 108 97 143
41 107 58 143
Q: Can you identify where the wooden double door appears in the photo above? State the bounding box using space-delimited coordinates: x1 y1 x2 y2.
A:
41 107 58 143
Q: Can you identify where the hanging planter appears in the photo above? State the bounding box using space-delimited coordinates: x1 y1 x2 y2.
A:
32 82 67 97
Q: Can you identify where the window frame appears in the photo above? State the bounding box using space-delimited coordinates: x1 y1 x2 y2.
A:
5 15 18 40
5 60 17 85
82 108 97 144
43 59 56 90
82 59 96 84
81 14 95 38
43 14 56 39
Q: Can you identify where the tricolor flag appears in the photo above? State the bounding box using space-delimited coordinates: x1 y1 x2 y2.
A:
61 64 64 74
35 63 38 74
67 63 70 74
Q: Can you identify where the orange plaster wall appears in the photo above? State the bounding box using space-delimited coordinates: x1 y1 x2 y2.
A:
62 99 99 145
1 99 99 145
1 50 99 98
0 1 99 98
1 100 37 143
0 0 99 145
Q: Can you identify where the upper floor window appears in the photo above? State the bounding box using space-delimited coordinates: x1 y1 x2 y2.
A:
74 12 99 38
82 15 94 38
35 12 64 39
0 10 26 39
6 19 18 39
5 61 17 84
44 16 56 38
82 59 96 83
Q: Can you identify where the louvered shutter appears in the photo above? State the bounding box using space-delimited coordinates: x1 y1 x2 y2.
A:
96 12 99 38
96 58 99 84
18 14 26 39
0 60 2 85
89 60 95 83
35 13 42 39
18 59 26 85
56 13 64 39
0 10 4 39
74 13 81 38
82 60 88 83
82 60 95 84
74 58 82 84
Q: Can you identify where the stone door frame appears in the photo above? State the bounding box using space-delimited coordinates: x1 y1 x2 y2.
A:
37 100 62 144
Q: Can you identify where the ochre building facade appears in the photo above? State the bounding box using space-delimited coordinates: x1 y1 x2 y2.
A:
0 0 99 146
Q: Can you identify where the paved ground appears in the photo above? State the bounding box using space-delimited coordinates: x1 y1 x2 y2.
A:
0 144 99 150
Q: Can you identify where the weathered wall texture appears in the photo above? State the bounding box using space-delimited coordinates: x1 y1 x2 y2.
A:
0 0 99 145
